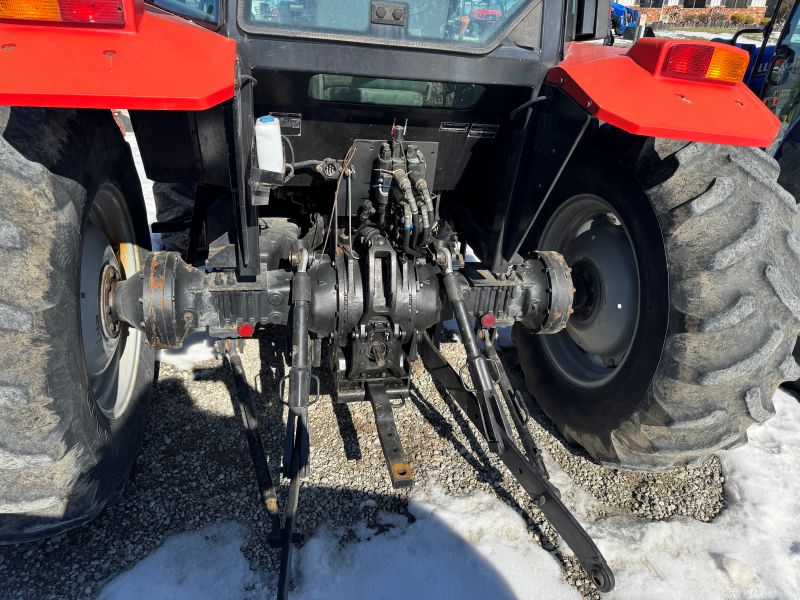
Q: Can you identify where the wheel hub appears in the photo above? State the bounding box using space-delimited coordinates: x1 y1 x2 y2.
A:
564 217 638 365
537 195 640 386
570 260 600 322
99 264 121 339
79 183 143 419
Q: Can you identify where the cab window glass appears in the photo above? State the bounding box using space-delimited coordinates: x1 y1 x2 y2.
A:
308 75 485 109
244 1 532 49
148 0 219 25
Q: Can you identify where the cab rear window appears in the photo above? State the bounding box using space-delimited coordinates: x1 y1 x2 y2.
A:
241 0 536 52
308 75 485 109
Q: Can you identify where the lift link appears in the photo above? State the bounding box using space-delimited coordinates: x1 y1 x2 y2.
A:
429 248 613 591
481 328 547 476
218 340 302 600
284 247 312 480
277 247 314 600
224 346 280 528
438 248 507 453
419 330 614 593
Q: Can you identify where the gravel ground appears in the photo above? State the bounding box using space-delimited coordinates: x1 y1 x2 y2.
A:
0 329 724 599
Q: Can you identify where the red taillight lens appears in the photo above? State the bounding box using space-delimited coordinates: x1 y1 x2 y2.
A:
0 0 124 24
663 43 748 84
663 44 715 80
59 0 123 24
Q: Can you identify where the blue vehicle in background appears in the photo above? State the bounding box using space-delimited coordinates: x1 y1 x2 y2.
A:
708 0 800 197
610 3 639 37
733 41 776 94
741 0 800 199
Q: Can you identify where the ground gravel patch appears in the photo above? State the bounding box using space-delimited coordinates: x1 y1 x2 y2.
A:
0 329 724 599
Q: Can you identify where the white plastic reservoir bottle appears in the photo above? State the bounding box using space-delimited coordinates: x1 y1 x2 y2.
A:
255 115 285 175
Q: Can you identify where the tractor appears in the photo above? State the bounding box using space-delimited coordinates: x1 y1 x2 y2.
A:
610 2 639 37
756 0 800 202
0 0 798 597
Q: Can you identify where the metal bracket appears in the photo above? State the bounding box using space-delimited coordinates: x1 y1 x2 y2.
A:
366 381 414 488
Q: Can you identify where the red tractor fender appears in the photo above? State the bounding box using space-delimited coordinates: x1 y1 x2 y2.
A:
0 0 235 111
547 40 780 147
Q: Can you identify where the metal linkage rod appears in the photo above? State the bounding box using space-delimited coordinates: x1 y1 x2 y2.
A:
225 348 281 531
437 248 508 453
277 429 302 600
481 329 548 476
418 331 614 592
277 247 315 600
285 248 312 479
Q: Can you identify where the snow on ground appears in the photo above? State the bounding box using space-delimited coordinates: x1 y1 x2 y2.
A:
291 486 576 600
98 522 269 600
552 390 800 600
158 332 218 369
657 29 781 44
100 389 800 599
100 485 577 600
590 28 780 48
658 29 740 41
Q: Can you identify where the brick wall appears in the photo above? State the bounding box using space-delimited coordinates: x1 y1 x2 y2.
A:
637 6 767 24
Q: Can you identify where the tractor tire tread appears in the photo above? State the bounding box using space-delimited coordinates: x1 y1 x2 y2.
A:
602 142 800 469
0 107 152 542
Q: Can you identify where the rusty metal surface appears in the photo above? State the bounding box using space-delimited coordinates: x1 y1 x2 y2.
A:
367 381 414 489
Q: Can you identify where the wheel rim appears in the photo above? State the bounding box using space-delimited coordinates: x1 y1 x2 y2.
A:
80 184 143 419
537 194 640 388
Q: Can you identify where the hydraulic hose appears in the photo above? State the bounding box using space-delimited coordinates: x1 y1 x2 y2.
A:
398 201 424 257
374 143 392 229
409 173 435 244
376 176 390 229
393 169 425 252
412 213 422 248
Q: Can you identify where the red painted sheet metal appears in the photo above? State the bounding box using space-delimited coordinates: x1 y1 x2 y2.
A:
0 7 236 111
547 40 780 147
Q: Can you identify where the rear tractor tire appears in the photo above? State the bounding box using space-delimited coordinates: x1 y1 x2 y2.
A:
515 138 800 470
0 108 155 541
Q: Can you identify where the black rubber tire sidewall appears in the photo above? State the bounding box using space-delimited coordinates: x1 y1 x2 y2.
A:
515 154 669 444
0 108 154 535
